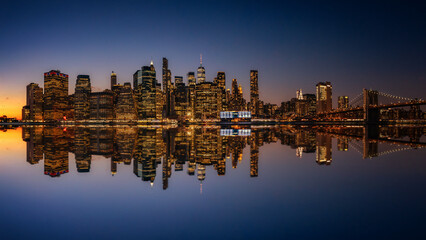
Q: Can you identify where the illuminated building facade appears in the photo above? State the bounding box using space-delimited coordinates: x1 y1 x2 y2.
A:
188 72 196 86
163 58 173 118
338 96 349 109
115 82 137 120
24 83 43 121
316 133 332 165
187 72 196 119
197 55 206 83
250 70 259 117
175 76 183 85
43 70 69 121
195 82 221 119
90 91 114 120
316 82 332 113
74 75 91 120
137 62 161 119
110 71 117 90
174 81 188 120
303 94 316 115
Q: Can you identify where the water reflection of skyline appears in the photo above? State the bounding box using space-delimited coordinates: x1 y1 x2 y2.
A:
21 126 426 189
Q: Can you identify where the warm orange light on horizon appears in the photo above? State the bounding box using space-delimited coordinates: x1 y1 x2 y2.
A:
0 88 25 120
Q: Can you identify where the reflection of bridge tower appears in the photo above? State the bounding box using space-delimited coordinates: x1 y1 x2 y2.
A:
363 89 379 124
362 126 379 159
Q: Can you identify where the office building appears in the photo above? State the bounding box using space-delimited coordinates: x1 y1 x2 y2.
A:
338 96 349 109
316 82 332 113
43 70 69 121
250 70 259 117
74 75 91 120
90 90 114 120
197 54 206 83
25 83 43 121
110 71 117 90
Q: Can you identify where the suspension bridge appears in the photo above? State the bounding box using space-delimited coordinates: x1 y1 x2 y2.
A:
318 89 426 124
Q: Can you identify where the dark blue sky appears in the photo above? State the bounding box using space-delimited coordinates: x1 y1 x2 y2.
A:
1 0 425 116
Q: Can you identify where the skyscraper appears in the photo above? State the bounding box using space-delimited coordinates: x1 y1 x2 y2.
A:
174 80 188 120
195 82 221 119
338 96 349 109
174 76 183 85
216 72 226 111
250 70 259 117
197 54 206 83
187 72 196 86
187 72 196 120
163 58 173 117
43 70 69 121
216 72 226 90
138 61 160 119
316 82 332 113
90 90 114 120
74 75 91 120
115 82 137 120
110 71 117 90
133 70 143 89
231 78 245 111
25 83 43 121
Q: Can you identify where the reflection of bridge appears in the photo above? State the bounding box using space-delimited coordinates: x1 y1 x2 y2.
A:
318 89 426 124
320 126 426 159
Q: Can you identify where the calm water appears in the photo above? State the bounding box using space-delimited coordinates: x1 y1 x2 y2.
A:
0 126 425 239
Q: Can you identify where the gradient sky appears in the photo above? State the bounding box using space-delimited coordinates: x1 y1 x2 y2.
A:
1 0 426 118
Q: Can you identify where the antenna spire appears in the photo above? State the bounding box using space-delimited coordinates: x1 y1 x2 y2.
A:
200 54 202 65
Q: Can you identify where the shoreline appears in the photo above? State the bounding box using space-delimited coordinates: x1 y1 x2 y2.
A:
1 120 426 127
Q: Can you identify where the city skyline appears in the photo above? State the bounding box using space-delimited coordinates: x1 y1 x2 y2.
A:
2 1 426 118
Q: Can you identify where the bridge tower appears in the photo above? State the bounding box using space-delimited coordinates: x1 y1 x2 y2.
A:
363 89 380 124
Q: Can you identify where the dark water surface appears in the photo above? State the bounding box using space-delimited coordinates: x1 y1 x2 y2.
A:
0 126 425 239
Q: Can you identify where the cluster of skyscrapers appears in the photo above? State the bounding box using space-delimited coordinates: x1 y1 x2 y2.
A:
22 57 262 123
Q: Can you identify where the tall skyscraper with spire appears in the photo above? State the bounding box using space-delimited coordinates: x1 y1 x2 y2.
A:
197 54 206 83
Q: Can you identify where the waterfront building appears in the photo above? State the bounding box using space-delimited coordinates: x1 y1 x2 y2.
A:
316 82 332 113
163 58 173 118
303 94 316 115
115 82 137 120
195 82 221 120
74 75 91 120
90 90 114 120
24 83 43 121
43 70 69 121
231 79 246 111
187 72 196 120
174 81 188 120
250 70 259 117
136 61 161 120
